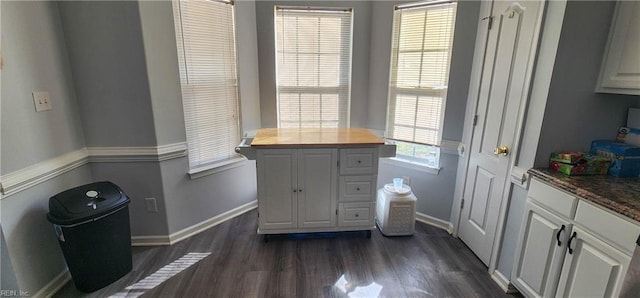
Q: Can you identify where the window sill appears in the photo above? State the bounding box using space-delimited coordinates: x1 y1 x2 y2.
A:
188 157 248 180
380 157 441 175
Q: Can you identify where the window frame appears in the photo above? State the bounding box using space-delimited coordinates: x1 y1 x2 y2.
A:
384 0 458 168
172 0 244 176
274 6 355 128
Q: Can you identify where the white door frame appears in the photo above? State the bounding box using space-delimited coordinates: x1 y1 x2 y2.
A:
450 0 549 274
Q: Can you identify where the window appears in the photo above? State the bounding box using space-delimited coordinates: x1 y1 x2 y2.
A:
275 7 353 128
386 0 457 167
172 0 241 170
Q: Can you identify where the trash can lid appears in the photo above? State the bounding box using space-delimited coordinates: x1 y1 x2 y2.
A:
47 181 130 225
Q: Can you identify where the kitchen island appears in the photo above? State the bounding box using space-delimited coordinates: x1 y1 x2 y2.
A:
237 128 395 238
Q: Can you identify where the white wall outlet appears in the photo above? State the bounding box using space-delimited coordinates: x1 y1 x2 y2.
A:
402 176 411 186
145 197 158 213
32 91 52 112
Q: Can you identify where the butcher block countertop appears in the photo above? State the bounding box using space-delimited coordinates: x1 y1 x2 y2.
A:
529 168 640 222
251 128 384 148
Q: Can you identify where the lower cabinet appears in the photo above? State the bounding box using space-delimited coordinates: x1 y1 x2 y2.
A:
512 178 639 298
512 201 571 298
256 147 379 234
257 148 337 232
555 226 631 298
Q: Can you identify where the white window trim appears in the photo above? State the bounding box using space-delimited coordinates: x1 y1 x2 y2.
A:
187 156 247 180
380 156 442 175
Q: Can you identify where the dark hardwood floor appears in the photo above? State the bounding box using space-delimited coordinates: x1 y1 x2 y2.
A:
54 210 520 297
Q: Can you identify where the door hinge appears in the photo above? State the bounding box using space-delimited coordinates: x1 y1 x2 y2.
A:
482 16 494 30
337 160 340 168
473 115 478 126
460 199 465 209
336 209 338 215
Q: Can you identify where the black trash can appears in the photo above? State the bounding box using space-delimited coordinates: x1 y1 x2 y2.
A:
47 181 132 293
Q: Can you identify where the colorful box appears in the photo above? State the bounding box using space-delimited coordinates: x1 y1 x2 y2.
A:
550 152 584 164
549 154 612 176
590 140 640 177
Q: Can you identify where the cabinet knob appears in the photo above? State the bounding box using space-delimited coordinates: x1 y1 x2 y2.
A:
299 189 303 192
356 187 360 191
357 160 362 164
355 213 359 217
293 189 297 193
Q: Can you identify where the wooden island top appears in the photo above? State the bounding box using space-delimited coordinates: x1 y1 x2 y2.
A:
251 128 384 148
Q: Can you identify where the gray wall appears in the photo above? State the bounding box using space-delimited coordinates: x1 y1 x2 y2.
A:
369 0 480 219
534 0 640 167
255 1 372 128
497 0 640 278
58 1 171 237
136 0 260 234
58 1 157 148
1 1 86 173
1 228 19 294
57 0 261 237
1 1 93 294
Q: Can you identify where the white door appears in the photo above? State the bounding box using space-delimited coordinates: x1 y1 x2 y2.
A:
297 148 338 228
457 0 546 265
257 149 297 230
556 226 632 298
512 201 571 297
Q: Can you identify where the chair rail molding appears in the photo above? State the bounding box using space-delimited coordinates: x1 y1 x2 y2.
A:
0 148 89 197
0 143 188 197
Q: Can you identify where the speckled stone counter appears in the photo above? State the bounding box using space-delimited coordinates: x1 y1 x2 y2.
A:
528 168 640 222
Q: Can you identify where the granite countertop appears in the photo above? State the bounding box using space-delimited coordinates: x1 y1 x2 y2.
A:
528 168 640 222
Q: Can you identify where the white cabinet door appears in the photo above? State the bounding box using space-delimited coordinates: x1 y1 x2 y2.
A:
596 1 640 95
257 149 297 230
512 201 571 298
297 149 337 228
556 226 632 298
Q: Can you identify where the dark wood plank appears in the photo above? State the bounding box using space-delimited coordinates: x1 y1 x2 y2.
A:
53 210 520 298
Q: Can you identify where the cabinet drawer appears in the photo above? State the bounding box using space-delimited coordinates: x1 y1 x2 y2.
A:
339 176 376 202
574 200 640 255
338 202 374 227
340 148 377 175
528 178 577 219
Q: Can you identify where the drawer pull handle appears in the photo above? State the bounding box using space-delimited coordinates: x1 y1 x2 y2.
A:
556 224 565 246
567 231 577 254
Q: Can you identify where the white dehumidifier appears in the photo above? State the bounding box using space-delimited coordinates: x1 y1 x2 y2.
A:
376 183 417 236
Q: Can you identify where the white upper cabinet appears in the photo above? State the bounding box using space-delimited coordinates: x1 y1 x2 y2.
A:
596 1 640 95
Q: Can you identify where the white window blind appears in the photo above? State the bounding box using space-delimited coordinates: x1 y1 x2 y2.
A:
172 0 241 169
386 1 457 151
275 7 353 128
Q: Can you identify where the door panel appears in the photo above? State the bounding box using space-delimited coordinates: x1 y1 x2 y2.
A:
298 149 338 228
556 226 631 298
257 149 297 230
458 0 545 265
469 167 495 230
513 201 570 298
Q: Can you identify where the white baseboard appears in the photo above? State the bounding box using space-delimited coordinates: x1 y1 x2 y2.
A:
491 270 518 294
415 212 454 234
32 270 71 298
132 200 258 246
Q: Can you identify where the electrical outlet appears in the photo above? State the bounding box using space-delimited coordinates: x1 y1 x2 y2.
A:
145 198 158 213
32 91 52 112
402 176 411 186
